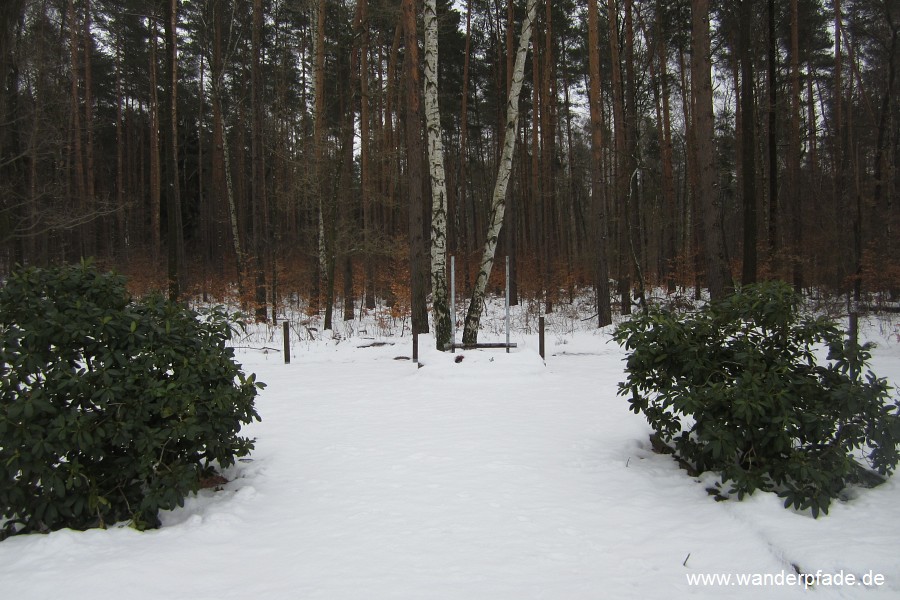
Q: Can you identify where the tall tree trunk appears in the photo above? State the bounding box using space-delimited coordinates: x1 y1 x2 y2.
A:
148 16 161 260
740 0 758 285
691 0 732 300
211 0 245 303
678 47 700 295
164 0 183 301
424 0 452 349
833 0 846 289
360 0 375 310
115 21 125 254
506 0 519 307
218 98 244 301
339 1 366 323
623 0 644 310
456 0 473 292
311 0 326 315
67 0 86 237
872 10 898 247
607 0 630 314
339 86 356 323
847 34 862 356
788 0 803 290
587 0 612 326
531 18 541 302
251 0 268 321
541 0 555 314
82 0 95 256
458 2 473 243
0 0 26 262
767 0 778 263
462 0 538 345
401 0 429 336
657 5 677 294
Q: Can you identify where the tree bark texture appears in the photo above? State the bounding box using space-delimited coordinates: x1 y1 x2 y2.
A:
462 0 538 345
402 0 429 336
424 0 452 349
587 0 612 327
691 0 732 300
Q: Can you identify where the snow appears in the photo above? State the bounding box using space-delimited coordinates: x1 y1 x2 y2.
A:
1 305 899 599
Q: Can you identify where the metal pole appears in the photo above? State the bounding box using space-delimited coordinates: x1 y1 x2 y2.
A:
450 255 456 353
283 321 291 364
505 256 510 353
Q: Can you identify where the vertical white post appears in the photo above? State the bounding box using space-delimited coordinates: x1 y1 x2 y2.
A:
505 255 510 353
450 255 456 353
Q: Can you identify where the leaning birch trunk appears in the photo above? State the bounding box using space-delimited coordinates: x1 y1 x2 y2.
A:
461 0 537 345
213 89 245 303
424 0 452 350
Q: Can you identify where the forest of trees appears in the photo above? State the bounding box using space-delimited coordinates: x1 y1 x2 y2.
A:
0 0 897 339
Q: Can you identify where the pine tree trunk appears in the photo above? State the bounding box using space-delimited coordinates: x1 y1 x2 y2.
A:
457 0 473 280
691 0 732 300
678 47 699 293
402 0 429 336
658 17 677 294
251 0 268 321
740 0 757 285
148 17 161 260
833 0 846 289
462 0 538 345
67 0 86 238
311 0 326 315
541 0 555 314
789 0 803 290
360 0 375 310
82 0 96 255
767 0 779 263
164 0 183 301
115 24 125 254
587 0 612 326
624 0 644 309
607 0 630 314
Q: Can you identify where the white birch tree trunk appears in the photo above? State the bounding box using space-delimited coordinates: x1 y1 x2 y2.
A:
424 0 452 349
213 89 245 302
462 0 538 345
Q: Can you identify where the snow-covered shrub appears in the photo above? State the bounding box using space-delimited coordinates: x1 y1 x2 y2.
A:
0 263 263 537
614 281 900 517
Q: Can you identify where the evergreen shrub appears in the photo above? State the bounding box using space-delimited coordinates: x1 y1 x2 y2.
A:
614 281 900 517
0 263 263 537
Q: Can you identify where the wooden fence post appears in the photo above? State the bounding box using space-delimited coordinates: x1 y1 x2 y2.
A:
283 321 290 364
539 316 545 360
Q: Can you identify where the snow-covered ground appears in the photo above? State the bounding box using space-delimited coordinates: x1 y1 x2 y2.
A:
1 300 899 599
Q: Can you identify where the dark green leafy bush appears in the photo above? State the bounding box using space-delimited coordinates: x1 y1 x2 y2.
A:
0 263 263 537
614 281 900 517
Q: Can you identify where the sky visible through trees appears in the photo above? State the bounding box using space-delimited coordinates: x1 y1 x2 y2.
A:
0 0 896 326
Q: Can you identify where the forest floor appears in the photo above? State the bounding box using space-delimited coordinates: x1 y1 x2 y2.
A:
1 293 899 598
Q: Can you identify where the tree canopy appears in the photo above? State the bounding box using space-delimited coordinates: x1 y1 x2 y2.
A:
0 0 896 321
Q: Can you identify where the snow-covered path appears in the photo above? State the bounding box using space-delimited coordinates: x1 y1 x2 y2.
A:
1 330 899 598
